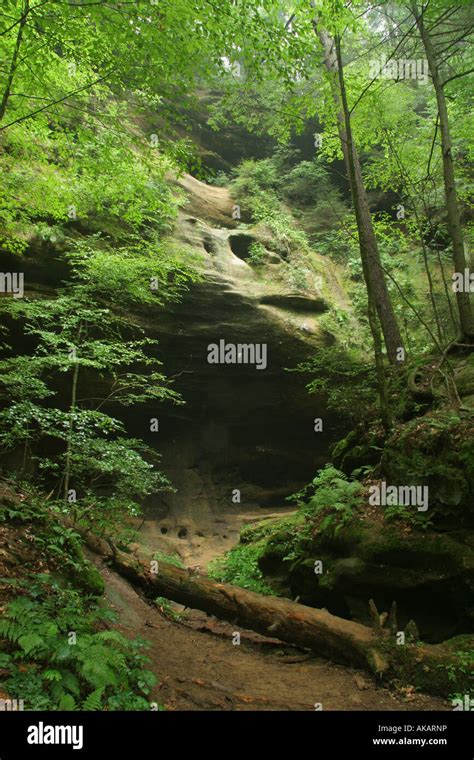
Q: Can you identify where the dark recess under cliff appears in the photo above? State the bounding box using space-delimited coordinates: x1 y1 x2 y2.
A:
119 274 346 563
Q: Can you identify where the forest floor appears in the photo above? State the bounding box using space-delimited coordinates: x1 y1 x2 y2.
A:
90 552 449 712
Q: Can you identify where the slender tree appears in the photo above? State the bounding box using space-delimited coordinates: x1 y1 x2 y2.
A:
0 0 29 122
410 0 474 340
315 22 404 370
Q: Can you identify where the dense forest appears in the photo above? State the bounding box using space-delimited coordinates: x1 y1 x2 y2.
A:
0 0 473 741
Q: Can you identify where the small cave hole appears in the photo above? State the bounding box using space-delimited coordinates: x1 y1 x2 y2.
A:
229 233 255 261
160 526 168 535
203 239 215 254
178 528 188 538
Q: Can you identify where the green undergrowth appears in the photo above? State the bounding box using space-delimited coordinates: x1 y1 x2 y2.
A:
208 468 367 595
0 483 159 711
207 541 275 595
152 550 186 569
382 409 474 525
0 576 156 711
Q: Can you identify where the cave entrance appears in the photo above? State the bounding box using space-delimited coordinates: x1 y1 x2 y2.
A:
229 233 255 261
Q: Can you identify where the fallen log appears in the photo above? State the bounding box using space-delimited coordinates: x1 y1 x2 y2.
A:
112 546 374 670
109 546 473 696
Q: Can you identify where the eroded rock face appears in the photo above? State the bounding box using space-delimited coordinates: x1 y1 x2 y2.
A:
259 294 329 313
126 180 352 564
0 169 353 567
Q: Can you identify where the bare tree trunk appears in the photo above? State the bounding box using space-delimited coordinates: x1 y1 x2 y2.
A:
316 27 404 365
64 361 79 508
368 296 392 429
411 1 474 340
0 0 29 123
437 250 459 335
381 127 445 343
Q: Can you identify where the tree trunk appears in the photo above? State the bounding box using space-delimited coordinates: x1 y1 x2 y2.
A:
315 27 404 365
411 1 474 340
64 360 79 506
368 295 392 430
107 545 471 696
0 1 29 123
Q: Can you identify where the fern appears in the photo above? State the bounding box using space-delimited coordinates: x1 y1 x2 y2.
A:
58 693 76 711
94 630 129 645
1 576 157 710
82 687 104 711
18 633 47 655
58 670 81 696
290 465 363 535
0 619 22 642
43 669 63 682
79 658 118 690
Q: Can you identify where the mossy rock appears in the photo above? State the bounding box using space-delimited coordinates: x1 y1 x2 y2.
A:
257 514 473 640
240 514 299 545
454 354 474 397
331 430 381 474
354 525 473 572
258 534 294 573
382 411 474 524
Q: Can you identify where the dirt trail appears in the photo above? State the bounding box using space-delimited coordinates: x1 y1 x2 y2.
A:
91 553 448 712
91 175 448 712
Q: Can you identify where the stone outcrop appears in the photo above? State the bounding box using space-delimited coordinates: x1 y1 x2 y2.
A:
127 175 352 564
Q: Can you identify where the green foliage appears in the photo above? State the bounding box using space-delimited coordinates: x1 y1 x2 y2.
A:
247 241 266 266
288 465 363 537
383 503 434 531
0 0 214 537
0 252 188 525
382 410 474 523
67 236 201 308
0 487 45 524
439 646 474 701
239 517 295 544
152 551 185 569
0 110 181 252
0 576 156 711
293 347 378 427
231 157 311 258
33 522 86 570
0 0 268 242
282 159 334 207
0 484 105 594
208 542 274 595
155 597 182 622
